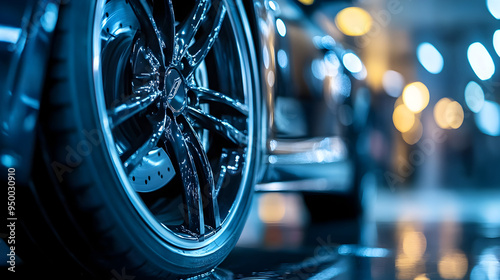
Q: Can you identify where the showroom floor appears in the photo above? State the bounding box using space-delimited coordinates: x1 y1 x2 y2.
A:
213 187 500 280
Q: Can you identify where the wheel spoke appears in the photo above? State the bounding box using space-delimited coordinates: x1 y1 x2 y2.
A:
173 0 210 63
152 0 175 63
107 90 161 128
186 107 248 146
190 86 248 116
214 152 228 199
101 0 255 243
128 0 167 65
179 115 221 229
165 115 205 235
182 1 226 77
123 119 165 173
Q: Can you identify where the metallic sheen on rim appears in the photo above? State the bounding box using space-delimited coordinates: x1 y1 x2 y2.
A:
92 0 257 251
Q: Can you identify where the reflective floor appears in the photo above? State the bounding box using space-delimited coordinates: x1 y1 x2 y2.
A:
213 187 500 280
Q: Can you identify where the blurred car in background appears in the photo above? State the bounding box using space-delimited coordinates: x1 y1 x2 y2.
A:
253 0 371 221
0 0 367 278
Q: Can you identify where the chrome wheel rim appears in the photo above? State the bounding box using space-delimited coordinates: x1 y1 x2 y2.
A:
92 0 255 250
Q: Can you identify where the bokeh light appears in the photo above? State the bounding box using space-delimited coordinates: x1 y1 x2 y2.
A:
494 30 500 57
434 98 452 129
0 26 22 45
394 96 404 108
438 251 468 279
402 231 427 259
325 51 341 75
276 18 286 37
298 0 315 5
467 42 495 80
268 0 278 11
464 81 485 113
383 70 405 97
328 74 351 99
335 7 373 36
402 82 430 113
414 275 430 280
417 42 444 74
277 49 288 69
396 226 427 279
402 117 423 145
258 193 286 223
445 101 464 129
487 0 500 19
470 248 500 279
342 52 363 74
263 45 269 69
321 35 336 49
353 66 367 80
393 104 416 133
475 100 500 136
312 59 325 80
434 98 464 130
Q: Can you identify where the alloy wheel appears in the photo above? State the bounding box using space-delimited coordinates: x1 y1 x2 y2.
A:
93 0 257 249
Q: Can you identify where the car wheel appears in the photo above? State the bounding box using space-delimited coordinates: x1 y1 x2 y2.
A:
26 0 260 278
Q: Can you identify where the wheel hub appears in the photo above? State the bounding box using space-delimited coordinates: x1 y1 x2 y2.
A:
165 68 187 114
129 36 188 115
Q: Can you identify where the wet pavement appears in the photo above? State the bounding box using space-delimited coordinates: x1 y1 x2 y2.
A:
5 188 500 279
214 190 500 280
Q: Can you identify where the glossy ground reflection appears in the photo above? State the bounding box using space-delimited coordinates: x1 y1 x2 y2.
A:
216 190 500 280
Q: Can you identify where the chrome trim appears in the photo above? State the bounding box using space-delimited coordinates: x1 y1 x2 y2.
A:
259 137 353 189
268 136 348 162
256 175 353 193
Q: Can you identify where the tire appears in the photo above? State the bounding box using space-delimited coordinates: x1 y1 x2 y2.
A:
25 0 260 278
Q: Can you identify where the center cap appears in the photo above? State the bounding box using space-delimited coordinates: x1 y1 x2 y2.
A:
165 68 187 114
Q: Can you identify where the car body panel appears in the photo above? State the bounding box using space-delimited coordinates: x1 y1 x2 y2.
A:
252 0 367 193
